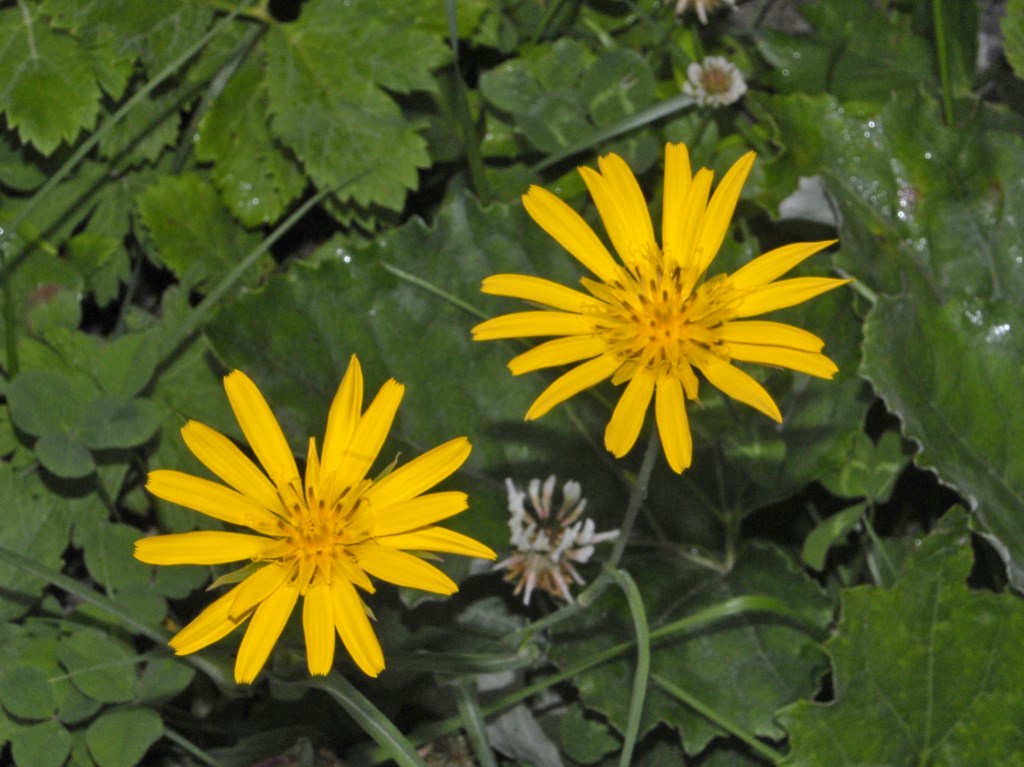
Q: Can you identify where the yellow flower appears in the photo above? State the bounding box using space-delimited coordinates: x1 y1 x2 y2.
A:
135 356 495 684
473 143 850 474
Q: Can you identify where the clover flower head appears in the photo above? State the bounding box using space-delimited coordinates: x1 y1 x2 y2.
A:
135 355 495 683
683 56 748 108
472 143 851 473
674 0 736 24
495 476 619 605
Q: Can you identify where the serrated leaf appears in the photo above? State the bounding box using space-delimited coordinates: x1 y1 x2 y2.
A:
0 3 102 154
86 707 162 767
57 629 136 705
861 293 1024 586
97 88 182 167
263 0 448 211
552 544 832 755
135 171 262 289
195 55 306 227
780 510 1024 765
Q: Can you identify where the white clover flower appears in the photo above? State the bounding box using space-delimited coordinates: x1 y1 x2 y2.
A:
494 476 619 605
683 56 748 108
674 0 736 24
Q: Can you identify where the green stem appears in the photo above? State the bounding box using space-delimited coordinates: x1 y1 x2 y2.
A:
652 673 785 764
932 0 955 126
162 728 224 767
608 428 660 568
303 673 429 767
606 567 650 767
446 677 499 767
863 504 898 587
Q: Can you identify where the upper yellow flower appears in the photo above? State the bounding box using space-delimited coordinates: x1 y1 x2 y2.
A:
135 355 495 684
473 143 850 474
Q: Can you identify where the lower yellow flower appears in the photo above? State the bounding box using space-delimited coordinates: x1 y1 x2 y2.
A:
473 143 851 474
135 356 495 684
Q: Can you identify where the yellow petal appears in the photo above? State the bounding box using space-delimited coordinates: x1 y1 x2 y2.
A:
350 543 458 594
718 321 825 352
365 438 470 510
229 562 292 621
146 470 281 534
661 143 692 258
303 582 335 676
234 584 299 683
700 358 782 422
180 421 282 512
170 585 245 655
331 578 384 677
734 277 852 317
728 240 836 289
579 158 654 273
692 151 755 278
727 345 839 379
223 371 299 485
655 375 692 473
524 353 621 421
508 335 606 376
481 274 592 312
472 311 596 340
378 527 497 559
371 492 468 536
522 185 618 282
321 355 364 478
604 365 656 458
335 379 404 491
134 531 277 565
675 168 714 284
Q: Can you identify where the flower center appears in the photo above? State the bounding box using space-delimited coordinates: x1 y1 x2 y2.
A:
271 477 374 589
589 248 745 390
700 65 734 95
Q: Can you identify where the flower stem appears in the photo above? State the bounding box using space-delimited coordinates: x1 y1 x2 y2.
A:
608 428 661 569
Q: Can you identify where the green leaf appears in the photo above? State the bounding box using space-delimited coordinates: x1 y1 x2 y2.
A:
559 704 620 764
552 544 832 755
817 430 907 503
801 505 864 572
134 658 195 704
780 509 1024 765
1005 0 1024 81
34 431 96 478
206 194 590 568
57 629 137 705
0 465 76 619
195 55 306 227
861 293 1024 586
0 3 102 155
581 49 656 128
135 171 262 289
770 92 1024 302
263 0 448 211
85 707 163 767
11 719 73 767
0 665 57 720
6 368 95 439
78 395 161 449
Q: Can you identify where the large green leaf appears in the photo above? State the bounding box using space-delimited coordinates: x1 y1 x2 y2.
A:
861 293 1024 585
779 509 1024 765
551 544 832 756
769 91 1024 303
0 3 101 155
1006 0 1024 81
206 193 596 562
263 0 448 211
